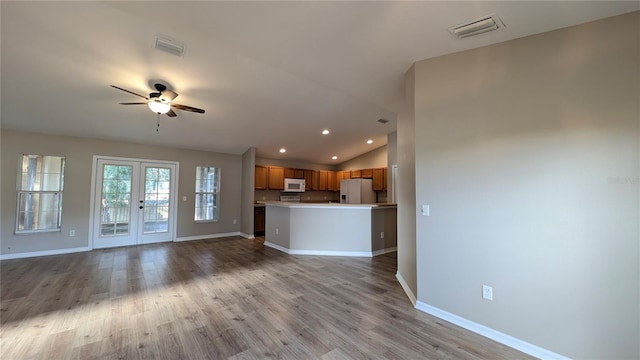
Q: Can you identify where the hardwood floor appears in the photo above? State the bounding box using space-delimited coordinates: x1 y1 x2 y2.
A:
1 237 533 359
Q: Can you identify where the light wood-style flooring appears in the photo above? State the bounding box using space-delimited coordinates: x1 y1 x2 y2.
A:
1 237 533 359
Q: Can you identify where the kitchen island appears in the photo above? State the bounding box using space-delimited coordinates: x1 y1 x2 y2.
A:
262 202 397 257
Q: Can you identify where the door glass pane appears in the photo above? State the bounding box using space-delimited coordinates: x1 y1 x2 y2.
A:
143 167 170 234
101 165 132 236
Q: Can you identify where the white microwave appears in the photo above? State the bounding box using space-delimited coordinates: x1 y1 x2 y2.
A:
284 178 306 192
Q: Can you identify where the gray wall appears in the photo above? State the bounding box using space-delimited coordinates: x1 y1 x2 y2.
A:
338 145 387 170
412 12 639 359
1 129 243 255
397 66 418 301
241 147 256 237
371 207 397 252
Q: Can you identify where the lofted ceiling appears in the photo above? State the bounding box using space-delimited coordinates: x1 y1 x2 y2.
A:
2 1 638 164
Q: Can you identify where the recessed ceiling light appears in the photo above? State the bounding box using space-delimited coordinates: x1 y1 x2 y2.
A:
322 129 330 135
366 139 373 144
332 156 338 160
279 148 286 153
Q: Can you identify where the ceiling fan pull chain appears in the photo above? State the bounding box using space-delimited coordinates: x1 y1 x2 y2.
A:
156 113 160 132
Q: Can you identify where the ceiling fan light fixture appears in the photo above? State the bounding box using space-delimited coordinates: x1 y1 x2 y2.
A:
148 100 171 114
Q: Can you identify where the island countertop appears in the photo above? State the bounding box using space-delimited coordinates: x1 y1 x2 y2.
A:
259 201 396 209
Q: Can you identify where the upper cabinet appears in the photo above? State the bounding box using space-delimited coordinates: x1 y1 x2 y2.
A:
267 166 285 190
255 165 268 190
304 170 313 191
327 171 338 191
319 170 328 191
372 167 385 191
255 165 386 191
284 168 305 179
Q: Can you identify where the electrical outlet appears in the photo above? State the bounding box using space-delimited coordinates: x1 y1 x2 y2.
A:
69 230 76 237
275 228 279 235
380 232 384 239
182 195 187 201
233 219 237 224
482 285 493 301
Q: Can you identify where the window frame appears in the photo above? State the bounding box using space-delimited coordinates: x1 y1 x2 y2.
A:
194 166 221 223
15 154 66 234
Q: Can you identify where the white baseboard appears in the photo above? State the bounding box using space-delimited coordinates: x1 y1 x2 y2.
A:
264 241 290 253
289 249 372 257
264 242 372 257
174 232 242 242
0 246 91 260
395 271 417 306
239 232 255 239
372 246 397 257
415 301 569 360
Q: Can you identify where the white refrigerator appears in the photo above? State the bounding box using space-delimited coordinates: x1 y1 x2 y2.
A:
340 179 376 204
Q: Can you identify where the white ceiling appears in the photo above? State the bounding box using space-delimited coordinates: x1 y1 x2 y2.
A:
2 1 638 164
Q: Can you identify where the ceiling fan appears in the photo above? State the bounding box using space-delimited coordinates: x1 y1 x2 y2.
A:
111 83 205 117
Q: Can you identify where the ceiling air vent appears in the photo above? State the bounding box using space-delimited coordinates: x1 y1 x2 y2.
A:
448 14 504 39
155 37 185 57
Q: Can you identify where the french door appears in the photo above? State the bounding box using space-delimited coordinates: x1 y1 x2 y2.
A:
92 157 177 249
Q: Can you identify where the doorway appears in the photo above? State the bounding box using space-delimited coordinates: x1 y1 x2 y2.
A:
91 156 178 249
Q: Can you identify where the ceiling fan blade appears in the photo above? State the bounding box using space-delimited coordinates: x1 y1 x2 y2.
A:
166 109 178 117
119 102 148 105
171 103 205 114
160 90 178 102
110 85 149 100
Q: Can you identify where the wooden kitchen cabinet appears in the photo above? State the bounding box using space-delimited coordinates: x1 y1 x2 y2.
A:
327 171 337 191
311 171 320 190
285 168 295 179
285 168 305 179
255 165 268 190
268 166 285 190
384 168 388 190
319 170 328 190
337 170 351 181
304 170 313 190
361 168 373 179
372 167 385 191
350 169 361 178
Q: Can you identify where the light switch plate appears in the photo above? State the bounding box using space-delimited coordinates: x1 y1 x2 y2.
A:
422 204 430 216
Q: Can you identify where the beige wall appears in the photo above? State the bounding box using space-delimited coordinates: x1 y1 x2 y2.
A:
1 129 243 256
412 12 639 359
338 145 387 171
397 66 417 301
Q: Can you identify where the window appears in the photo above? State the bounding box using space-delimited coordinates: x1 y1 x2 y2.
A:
195 166 220 222
16 154 65 233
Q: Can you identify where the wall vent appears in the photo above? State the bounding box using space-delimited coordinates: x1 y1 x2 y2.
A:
155 37 185 57
378 118 389 124
448 14 505 39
